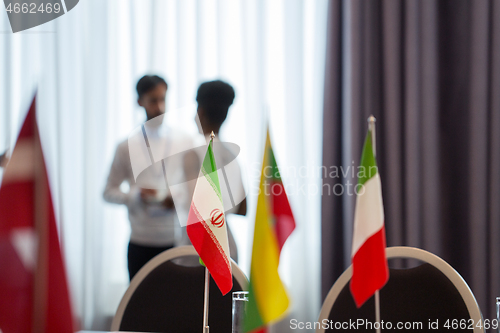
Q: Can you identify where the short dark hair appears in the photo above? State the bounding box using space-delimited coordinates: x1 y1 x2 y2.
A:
136 75 168 99
196 80 235 126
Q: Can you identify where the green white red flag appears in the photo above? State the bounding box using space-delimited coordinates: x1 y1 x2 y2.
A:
350 125 389 308
186 136 232 295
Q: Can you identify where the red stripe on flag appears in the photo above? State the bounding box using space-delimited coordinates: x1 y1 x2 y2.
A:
270 181 295 251
0 182 34 232
0 238 34 333
17 109 35 139
187 206 232 295
45 185 74 332
349 226 389 308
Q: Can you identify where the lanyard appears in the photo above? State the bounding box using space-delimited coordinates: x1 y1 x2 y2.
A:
141 124 172 189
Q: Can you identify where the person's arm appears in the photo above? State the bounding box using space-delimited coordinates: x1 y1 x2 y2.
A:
225 157 247 216
235 197 247 216
103 145 139 205
0 151 8 168
183 150 201 203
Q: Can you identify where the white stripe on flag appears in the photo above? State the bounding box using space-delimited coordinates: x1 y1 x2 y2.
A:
351 173 385 255
190 171 230 258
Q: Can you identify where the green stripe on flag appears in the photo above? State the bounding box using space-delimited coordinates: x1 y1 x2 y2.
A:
201 141 223 203
268 146 282 181
243 281 264 332
358 130 378 186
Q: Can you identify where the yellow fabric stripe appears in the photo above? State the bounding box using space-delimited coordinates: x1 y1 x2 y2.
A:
250 131 289 322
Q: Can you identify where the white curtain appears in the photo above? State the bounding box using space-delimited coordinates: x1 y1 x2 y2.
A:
0 0 327 331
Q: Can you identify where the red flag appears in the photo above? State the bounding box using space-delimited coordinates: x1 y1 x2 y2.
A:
0 96 74 333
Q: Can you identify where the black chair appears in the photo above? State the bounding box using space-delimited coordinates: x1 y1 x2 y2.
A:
111 245 248 333
317 246 483 333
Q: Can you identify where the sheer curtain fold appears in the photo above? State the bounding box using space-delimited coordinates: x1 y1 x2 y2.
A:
322 0 500 322
1 1 327 330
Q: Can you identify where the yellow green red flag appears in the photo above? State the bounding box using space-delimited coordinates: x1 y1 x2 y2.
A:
244 129 295 333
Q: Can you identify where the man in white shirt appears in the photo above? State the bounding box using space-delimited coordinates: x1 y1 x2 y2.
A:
103 75 185 280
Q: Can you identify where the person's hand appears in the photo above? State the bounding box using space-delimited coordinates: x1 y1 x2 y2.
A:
140 188 157 202
162 195 175 209
0 151 9 167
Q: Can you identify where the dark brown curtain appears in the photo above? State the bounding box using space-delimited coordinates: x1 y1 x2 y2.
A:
322 0 500 322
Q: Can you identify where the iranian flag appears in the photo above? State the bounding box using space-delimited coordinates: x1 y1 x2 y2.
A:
350 125 389 308
186 135 232 295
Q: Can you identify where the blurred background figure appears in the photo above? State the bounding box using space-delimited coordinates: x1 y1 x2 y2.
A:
181 80 247 263
103 75 184 281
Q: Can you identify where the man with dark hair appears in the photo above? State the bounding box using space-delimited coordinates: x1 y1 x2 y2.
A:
136 75 168 121
183 80 246 262
195 80 235 130
103 75 190 280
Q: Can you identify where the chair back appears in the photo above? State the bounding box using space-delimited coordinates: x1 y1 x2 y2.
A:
317 246 483 333
111 246 248 333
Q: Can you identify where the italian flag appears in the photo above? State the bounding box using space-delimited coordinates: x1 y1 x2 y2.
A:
186 136 232 295
244 130 295 333
350 127 389 308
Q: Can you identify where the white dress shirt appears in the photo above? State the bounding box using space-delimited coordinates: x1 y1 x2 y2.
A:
103 125 194 247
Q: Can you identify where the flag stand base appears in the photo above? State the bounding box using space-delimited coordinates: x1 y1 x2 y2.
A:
375 290 381 333
203 268 210 333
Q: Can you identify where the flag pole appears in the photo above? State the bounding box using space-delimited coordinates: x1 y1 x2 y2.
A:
368 115 376 157
203 267 210 333
375 290 381 333
202 131 216 333
368 116 381 333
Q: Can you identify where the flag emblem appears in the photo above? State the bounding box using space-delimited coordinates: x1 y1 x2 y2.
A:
210 209 225 228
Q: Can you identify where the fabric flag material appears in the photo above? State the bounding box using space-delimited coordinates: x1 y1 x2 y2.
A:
244 130 295 333
0 96 74 333
350 128 389 308
186 137 232 295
